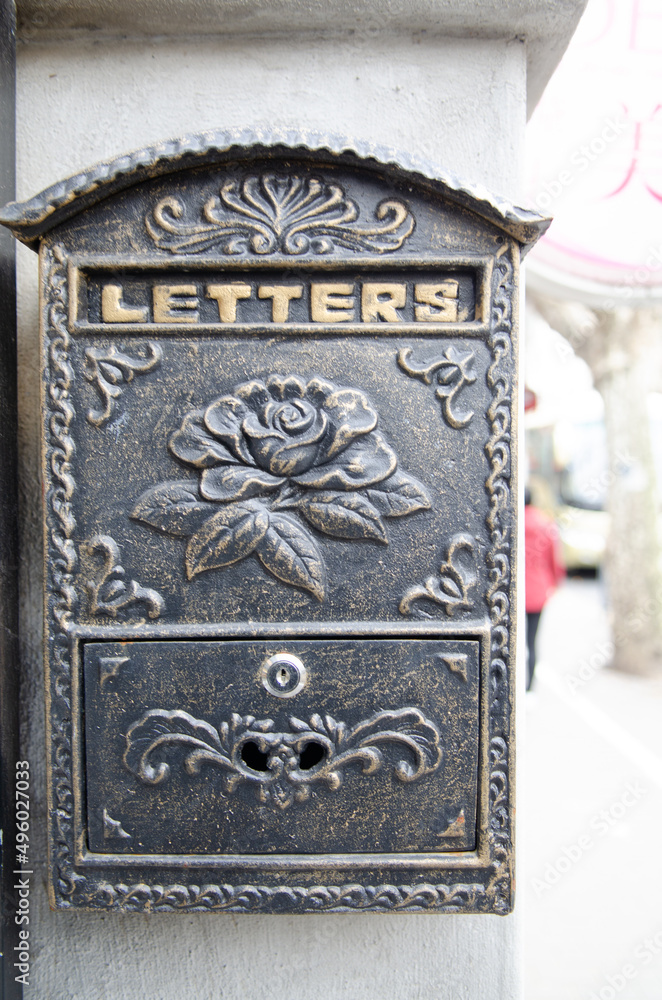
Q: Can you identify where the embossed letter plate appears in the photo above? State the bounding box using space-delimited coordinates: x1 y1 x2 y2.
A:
0 131 549 914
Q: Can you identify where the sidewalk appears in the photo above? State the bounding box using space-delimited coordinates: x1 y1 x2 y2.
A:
523 577 662 1000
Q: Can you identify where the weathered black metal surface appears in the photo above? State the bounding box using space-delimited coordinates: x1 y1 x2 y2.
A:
84 637 480 854
0 138 540 914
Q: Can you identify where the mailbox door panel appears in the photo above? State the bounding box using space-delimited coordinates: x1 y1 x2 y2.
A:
83 637 481 856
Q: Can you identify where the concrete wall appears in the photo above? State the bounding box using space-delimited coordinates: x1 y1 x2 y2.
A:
11 9 573 998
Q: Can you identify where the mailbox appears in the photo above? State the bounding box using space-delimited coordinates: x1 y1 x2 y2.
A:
0 131 547 914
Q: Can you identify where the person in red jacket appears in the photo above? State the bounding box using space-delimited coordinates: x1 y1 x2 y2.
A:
524 488 565 690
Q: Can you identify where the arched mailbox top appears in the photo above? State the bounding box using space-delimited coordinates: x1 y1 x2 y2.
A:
0 127 549 251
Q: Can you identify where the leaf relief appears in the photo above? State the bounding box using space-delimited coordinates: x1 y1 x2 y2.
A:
293 491 387 543
255 513 326 603
185 502 270 579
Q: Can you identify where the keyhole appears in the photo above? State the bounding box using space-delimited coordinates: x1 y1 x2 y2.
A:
261 652 307 698
241 741 270 772
298 741 325 770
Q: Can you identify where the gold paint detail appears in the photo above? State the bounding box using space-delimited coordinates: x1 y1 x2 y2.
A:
437 653 468 682
206 283 252 322
310 283 355 323
153 284 199 323
397 346 476 429
258 285 303 323
101 284 149 323
98 656 129 687
131 374 430 601
361 283 406 323
83 342 162 428
84 271 481 329
102 809 131 840
439 808 466 838
82 535 164 620
145 174 415 256
124 707 443 811
400 533 477 617
414 281 459 322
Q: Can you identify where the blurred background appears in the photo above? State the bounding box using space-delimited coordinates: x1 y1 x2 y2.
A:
522 0 662 996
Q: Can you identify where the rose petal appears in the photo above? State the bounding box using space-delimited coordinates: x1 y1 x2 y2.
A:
266 375 305 401
319 388 378 461
305 377 335 406
261 439 323 477
234 380 271 412
200 465 285 502
293 431 397 489
273 400 324 440
204 395 254 464
169 410 241 468
242 408 286 442
242 414 321 477
242 401 328 477
241 410 287 476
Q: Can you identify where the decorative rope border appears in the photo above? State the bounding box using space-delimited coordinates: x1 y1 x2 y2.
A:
44 245 80 899
483 243 515 912
44 236 515 914
79 880 486 914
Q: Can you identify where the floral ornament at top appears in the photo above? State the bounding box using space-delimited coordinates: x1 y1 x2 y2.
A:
131 374 431 601
145 173 415 255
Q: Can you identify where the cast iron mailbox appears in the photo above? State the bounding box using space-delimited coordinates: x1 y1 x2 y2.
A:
0 131 547 914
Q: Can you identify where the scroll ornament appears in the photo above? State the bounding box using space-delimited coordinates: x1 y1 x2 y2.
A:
124 707 443 811
84 342 162 428
400 533 477 616
131 374 431 601
146 173 414 255
83 535 164 619
397 346 476 429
